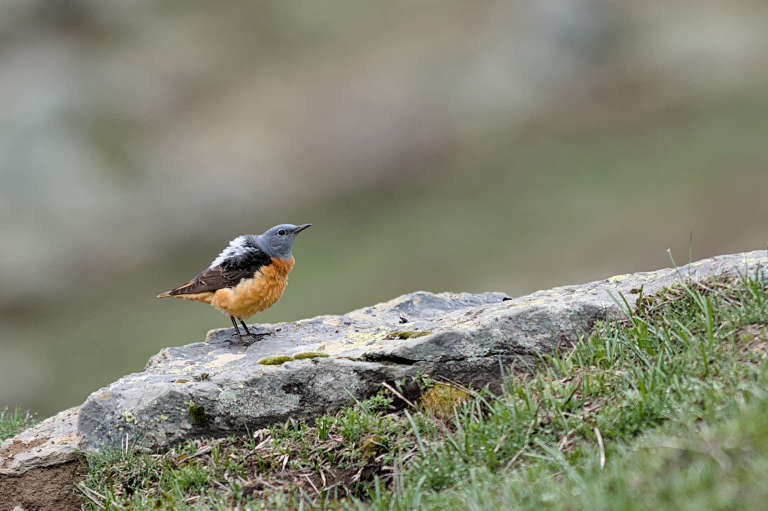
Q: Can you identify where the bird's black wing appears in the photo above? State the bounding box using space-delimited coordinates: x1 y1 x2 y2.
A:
162 247 272 296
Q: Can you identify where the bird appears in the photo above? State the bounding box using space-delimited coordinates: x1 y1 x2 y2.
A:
157 223 311 343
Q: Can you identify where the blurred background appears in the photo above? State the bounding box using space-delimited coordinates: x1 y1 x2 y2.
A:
1 0 767 416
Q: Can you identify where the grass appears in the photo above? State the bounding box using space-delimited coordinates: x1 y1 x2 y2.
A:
0 407 37 442
76 270 768 510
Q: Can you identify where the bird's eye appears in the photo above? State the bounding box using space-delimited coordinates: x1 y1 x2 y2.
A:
278 229 286 236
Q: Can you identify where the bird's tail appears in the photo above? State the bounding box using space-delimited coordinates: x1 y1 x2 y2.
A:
156 278 199 298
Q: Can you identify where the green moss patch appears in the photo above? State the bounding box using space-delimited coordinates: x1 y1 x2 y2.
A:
292 352 330 360
387 330 430 340
258 355 294 366
258 353 330 365
419 382 471 419
187 404 208 426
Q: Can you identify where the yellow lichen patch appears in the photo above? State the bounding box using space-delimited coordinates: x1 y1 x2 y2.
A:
419 383 471 420
346 327 388 342
205 353 245 369
121 411 137 424
318 327 390 355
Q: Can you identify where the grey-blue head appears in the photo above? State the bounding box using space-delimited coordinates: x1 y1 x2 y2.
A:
259 223 311 260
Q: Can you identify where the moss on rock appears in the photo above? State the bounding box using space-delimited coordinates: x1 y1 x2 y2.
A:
387 330 430 340
292 352 329 360
187 404 208 426
258 355 294 366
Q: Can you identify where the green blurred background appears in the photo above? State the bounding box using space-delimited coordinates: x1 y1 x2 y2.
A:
1 0 768 416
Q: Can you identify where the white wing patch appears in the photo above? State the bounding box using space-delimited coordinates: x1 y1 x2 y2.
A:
209 235 251 268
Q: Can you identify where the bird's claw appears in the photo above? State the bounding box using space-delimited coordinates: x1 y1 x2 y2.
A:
229 331 268 345
247 332 268 341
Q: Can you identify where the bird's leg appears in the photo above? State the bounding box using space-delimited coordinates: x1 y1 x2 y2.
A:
239 319 267 342
230 316 245 343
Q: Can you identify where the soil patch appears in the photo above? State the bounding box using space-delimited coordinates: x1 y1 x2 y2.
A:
0 459 86 511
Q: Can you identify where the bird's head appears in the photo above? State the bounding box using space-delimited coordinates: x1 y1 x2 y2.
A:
260 223 311 259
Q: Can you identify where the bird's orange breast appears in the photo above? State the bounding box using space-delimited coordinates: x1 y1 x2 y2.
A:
178 257 295 319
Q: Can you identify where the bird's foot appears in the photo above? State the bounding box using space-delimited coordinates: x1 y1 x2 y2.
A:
228 331 268 345
245 332 268 342
238 319 270 343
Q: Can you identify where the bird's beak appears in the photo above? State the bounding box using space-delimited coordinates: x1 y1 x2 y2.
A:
293 223 312 234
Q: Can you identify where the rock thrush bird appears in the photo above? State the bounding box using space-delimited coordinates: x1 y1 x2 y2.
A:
157 223 311 342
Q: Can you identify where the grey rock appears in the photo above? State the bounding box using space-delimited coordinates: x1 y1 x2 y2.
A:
78 250 767 451
0 407 80 476
2 250 767 470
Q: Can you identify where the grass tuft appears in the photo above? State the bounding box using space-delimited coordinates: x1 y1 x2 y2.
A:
0 407 37 442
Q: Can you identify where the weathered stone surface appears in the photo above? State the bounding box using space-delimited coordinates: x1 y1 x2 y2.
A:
77 250 767 452
2 250 767 472
0 407 80 476
77 292 509 452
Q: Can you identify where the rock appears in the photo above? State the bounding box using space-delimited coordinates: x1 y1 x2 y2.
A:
2 250 767 472
77 250 767 451
0 407 80 476
0 407 85 511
